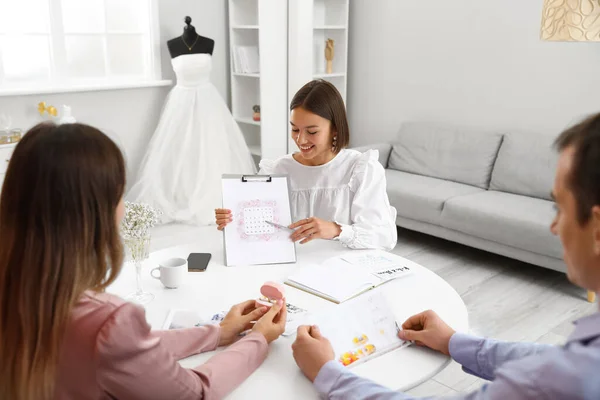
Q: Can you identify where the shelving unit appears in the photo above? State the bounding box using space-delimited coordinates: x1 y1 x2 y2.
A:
313 72 346 78
248 144 262 156
236 117 261 127
288 0 350 153
228 0 288 164
0 142 17 191
313 25 347 30
228 0 349 158
232 73 261 78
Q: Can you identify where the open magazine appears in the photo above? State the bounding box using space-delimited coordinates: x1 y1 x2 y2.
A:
162 290 410 368
162 302 308 337
306 291 410 368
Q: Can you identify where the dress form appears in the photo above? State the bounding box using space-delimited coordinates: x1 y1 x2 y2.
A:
128 17 255 225
167 16 215 58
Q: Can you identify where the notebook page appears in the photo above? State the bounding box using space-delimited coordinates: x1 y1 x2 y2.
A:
341 251 413 283
286 258 381 303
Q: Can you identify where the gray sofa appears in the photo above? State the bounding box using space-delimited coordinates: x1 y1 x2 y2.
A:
357 121 564 273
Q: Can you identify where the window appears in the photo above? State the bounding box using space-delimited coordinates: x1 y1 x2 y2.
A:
0 0 162 91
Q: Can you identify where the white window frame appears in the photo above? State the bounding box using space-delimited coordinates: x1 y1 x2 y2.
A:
0 0 170 97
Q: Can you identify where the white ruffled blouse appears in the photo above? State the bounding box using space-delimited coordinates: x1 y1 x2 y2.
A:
259 149 397 250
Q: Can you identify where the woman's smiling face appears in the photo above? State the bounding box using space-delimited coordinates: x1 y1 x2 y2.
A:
290 106 335 164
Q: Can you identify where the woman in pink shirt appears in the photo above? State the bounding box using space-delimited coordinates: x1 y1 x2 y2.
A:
0 122 286 400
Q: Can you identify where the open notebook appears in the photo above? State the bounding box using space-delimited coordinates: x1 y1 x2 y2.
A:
285 251 413 304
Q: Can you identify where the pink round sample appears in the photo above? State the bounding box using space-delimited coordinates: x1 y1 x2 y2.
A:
260 281 285 300
255 299 274 308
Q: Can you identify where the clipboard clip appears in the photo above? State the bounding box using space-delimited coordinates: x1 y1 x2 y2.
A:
242 175 272 183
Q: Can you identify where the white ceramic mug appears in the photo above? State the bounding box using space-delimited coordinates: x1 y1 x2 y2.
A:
151 257 187 289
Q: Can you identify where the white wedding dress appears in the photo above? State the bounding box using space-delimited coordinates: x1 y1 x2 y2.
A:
128 53 256 225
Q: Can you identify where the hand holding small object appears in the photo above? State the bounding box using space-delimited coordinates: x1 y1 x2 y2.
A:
398 310 455 356
219 300 269 346
252 300 287 343
288 217 342 244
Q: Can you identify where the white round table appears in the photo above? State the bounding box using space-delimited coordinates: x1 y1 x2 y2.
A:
108 229 468 399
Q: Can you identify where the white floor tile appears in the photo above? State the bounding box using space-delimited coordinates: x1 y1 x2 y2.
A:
430 360 479 392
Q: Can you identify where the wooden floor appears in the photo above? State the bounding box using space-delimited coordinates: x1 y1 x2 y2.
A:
150 224 597 396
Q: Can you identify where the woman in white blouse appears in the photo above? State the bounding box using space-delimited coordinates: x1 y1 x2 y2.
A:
215 80 397 250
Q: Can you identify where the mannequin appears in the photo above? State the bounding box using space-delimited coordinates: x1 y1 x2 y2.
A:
167 16 215 58
129 18 255 225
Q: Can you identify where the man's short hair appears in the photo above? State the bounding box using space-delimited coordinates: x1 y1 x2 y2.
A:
554 113 600 224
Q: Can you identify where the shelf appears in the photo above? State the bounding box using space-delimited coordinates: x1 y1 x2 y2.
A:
236 117 261 126
314 25 347 30
233 73 260 78
0 79 172 97
230 0 258 26
313 72 346 78
248 145 262 156
232 25 259 29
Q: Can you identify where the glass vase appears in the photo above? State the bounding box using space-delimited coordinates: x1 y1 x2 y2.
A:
124 234 154 305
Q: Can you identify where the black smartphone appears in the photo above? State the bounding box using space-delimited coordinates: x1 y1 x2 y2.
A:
188 253 211 272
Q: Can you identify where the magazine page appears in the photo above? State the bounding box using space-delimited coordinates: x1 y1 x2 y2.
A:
306 291 410 367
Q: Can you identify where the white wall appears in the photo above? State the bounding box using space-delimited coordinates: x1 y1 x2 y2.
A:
347 0 600 146
0 0 230 188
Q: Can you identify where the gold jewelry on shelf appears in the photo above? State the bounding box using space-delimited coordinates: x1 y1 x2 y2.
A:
181 34 200 51
38 102 57 117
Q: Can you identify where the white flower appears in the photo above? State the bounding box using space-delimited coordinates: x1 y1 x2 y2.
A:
121 201 162 239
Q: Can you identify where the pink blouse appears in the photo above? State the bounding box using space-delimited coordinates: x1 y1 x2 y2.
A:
54 291 268 399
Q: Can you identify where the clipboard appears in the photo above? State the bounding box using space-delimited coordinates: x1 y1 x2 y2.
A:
221 174 296 266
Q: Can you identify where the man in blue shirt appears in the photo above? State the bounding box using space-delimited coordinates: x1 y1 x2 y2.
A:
292 112 600 399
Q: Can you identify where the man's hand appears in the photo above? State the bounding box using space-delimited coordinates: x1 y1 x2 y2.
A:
292 325 335 382
399 310 455 356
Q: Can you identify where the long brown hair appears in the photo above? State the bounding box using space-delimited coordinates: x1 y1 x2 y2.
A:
0 123 126 400
290 79 350 153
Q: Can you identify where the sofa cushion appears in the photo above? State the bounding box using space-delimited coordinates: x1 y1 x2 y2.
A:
388 122 503 189
440 191 562 259
490 132 558 201
386 169 484 226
